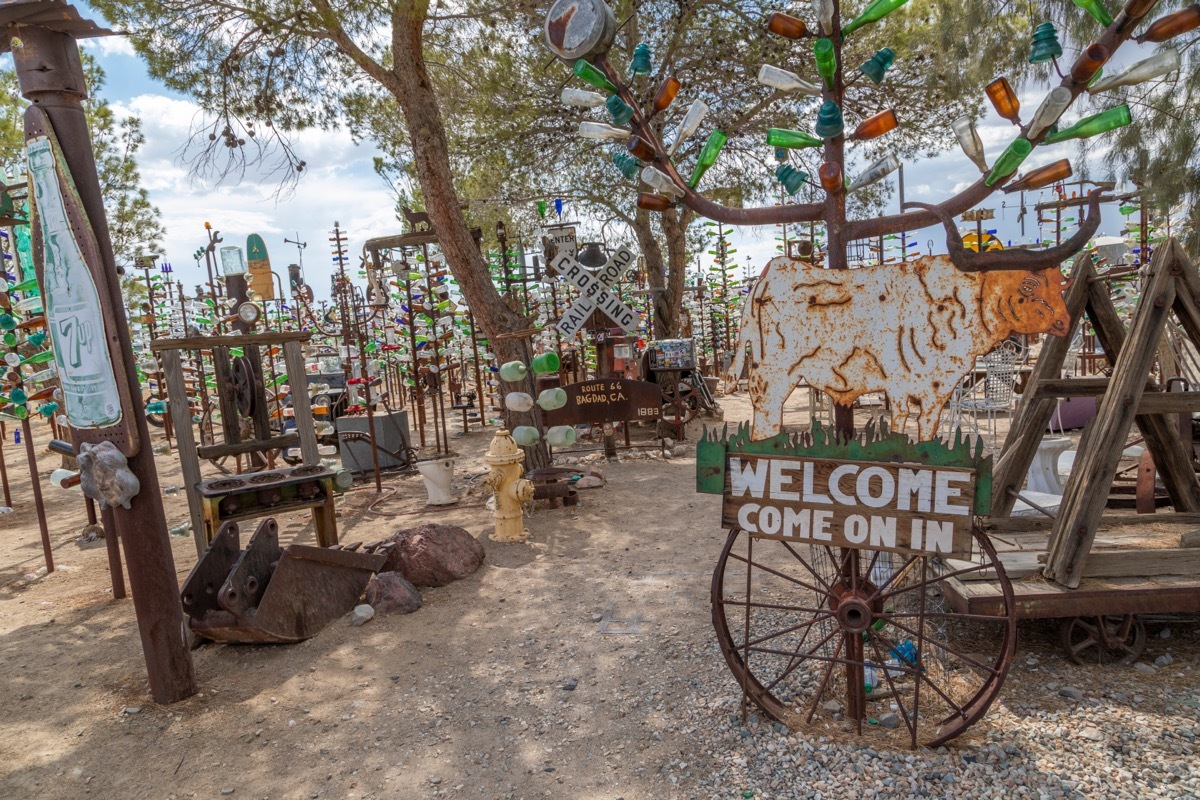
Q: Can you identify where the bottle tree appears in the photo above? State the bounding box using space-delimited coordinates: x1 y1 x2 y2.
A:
704 221 740 360
544 0 1177 436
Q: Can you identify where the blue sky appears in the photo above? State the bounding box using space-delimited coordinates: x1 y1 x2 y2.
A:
22 3 1158 301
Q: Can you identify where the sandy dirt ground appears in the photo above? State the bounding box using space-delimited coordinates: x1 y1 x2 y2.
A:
0 392 1197 800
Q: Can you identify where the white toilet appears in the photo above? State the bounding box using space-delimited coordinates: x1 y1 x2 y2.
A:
415 457 457 505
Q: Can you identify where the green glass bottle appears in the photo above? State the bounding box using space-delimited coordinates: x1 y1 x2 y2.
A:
531 351 560 375
767 128 824 150
842 0 912 37
814 39 837 88
19 350 54 367
1043 105 1131 144
1072 0 1113 27
574 59 619 94
985 138 1033 186
688 130 727 188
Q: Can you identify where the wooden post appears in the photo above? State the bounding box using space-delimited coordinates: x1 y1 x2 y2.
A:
162 349 208 558
282 341 320 465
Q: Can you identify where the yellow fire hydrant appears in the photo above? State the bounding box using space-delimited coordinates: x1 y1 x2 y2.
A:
483 429 535 542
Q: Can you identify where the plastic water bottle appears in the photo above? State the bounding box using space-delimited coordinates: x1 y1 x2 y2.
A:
168 523 190 537
864 664 877 694
0 506 13 515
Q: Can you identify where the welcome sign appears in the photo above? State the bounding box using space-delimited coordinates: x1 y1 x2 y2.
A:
721 455 975 558
697 422 990 560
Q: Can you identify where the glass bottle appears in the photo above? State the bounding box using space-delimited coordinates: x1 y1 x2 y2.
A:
776 165 809 195
689 130 727 187
1027 86 1073 138
819 162 843 192
768 128 824 150
853 109 898 140
642 166 685 198
814 39 837 88
1072 0 1113 27
1070 44 1109 83
537 387 568 410
848 154 900 191
627 136 656 161
573 59 618 94
1002 159 1073 193
985 138 1033 186
768 12 810 38
757 64 822 96
951 116 989 173
985 77 1021 125
637 193 673 211
560 87 606 108
579 121 630 140
668 100 709 156
652 77 681 114
1088 48 1180 93
1043 104 1132 143
606 95 635 126
1138 4 1200 42
1029 22 1063 64
842 0 912 37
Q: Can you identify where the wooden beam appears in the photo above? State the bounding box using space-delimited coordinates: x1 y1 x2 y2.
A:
151 330 312 352
161 349 208 558
282 341 321 465
1032 377 1160 398
1038 548 1200 578
1045 246 1195 587
991 255 1092 517
196 433 300 460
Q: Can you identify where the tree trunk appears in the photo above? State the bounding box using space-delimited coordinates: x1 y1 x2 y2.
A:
660 207 693 338
388 3 548 468
630 208 670 339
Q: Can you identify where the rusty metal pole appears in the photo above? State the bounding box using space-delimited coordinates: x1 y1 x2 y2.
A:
20 416 53 572
9 17 196 704
0 420 11 507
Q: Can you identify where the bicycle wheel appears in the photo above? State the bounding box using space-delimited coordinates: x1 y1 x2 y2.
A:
711 527 1015 747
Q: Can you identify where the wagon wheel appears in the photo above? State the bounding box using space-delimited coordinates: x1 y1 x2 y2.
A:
1059 615 1146 666
660 382 699 425
711 527 1016 748
230 356 258 418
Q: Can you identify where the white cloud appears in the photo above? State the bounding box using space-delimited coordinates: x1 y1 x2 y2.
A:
82 34 137 59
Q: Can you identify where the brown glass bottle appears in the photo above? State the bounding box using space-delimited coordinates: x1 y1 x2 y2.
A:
818 162 844 193
985 78 1021 125
852 109 898 141
1002 159 1073 193
1138 4 1200 41
637 193 674 211
627 136 656 161
1070 44 1109 83
652 77 681 114
768 12 810 38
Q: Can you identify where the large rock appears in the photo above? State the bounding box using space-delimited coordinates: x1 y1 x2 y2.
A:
366 572 423 615
379 523 485 588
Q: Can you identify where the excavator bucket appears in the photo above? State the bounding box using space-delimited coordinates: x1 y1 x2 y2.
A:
182 518 389 644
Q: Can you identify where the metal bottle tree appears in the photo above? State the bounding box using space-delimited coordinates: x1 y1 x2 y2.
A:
545 0 1181 436
704 220 739 358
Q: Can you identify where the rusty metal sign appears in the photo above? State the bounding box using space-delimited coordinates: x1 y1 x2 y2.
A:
721 455 975 558
541 378 662 426
544 0 616 62
727 254 1071 442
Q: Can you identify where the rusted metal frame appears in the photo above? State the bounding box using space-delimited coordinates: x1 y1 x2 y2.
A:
740 533 752 723
12 16 196 704
725 549 837 598
991 255 1094 516
803 631 846 726
1045 247 1188 586
402 270 427 448
737 612 840 650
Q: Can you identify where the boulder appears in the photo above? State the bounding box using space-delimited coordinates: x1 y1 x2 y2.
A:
379 523 485 588
365 572 423 615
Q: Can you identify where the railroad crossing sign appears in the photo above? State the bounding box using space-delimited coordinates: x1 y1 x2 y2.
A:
551 246 641 337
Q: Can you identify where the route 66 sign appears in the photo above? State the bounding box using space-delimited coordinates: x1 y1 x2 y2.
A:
545 0 616 62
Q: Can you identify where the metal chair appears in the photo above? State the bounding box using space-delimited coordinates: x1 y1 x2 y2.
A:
959 347 1020 450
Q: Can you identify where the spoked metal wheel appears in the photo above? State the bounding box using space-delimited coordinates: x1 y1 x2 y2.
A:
1059 614 1146 666
660 383 699 425
711 527 1016 747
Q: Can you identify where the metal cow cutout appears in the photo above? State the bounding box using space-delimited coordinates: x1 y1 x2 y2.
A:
728 254 1071 442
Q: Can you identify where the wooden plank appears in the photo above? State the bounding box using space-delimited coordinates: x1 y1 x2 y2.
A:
161 349 208 558
196 433 300 460
991 254 1092 517
282 341 320 465
945 551 1042 581
1046 247 1187 587
1132 392 1200 414
151 330 311 352
1085 269 1200 513
944 572 1200 619
211 346 240 447
985 511 1200 534
1032 377 1164 398
1037 548 1200 578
